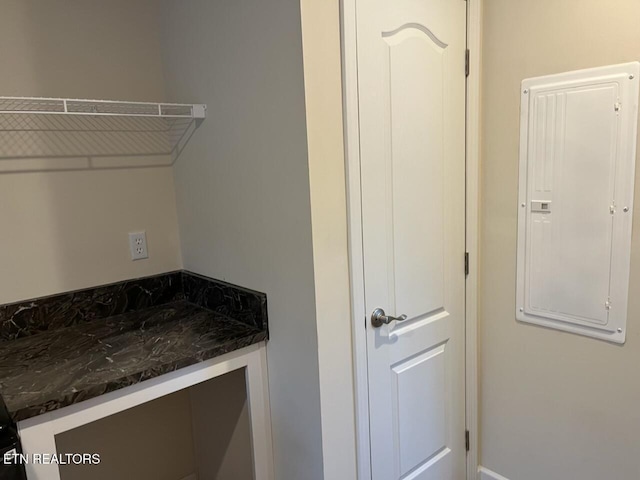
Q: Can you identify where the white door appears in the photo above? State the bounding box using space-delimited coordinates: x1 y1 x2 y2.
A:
356 0 467 478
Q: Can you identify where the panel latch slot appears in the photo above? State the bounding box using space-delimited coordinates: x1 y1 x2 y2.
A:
531 201 552 213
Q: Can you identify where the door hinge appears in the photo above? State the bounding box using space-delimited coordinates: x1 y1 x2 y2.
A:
465 49 470 77
465 252 469 276
465 430 470 452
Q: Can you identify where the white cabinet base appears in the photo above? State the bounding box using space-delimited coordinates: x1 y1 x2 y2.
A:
17 343 274 480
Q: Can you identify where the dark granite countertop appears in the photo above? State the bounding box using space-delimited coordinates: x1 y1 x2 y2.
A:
0 271 268 422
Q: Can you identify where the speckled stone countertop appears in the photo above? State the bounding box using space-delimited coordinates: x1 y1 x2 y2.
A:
0 271 268 422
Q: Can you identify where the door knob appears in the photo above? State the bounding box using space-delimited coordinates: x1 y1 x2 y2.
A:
371 308 408 328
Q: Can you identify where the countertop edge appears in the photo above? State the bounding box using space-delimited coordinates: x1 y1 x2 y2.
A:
11 330 267 423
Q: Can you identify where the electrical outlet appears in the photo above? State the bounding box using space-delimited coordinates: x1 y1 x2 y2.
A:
129 231 148 260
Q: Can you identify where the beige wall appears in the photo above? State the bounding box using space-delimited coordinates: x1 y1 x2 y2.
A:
480 1 640 478
56 390 195 480
189 369 252 480
0 0 182 304
299 0 358 478
159 1 324 478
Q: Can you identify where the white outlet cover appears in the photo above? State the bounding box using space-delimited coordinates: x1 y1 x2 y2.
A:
129 231 148 260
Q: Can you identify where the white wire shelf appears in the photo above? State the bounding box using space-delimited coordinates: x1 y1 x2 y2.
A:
0 96 206 172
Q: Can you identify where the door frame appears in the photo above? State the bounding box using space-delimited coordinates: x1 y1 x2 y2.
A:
341 1 482 479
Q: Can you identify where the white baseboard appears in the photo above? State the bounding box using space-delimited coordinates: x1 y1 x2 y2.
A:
478 466 511 480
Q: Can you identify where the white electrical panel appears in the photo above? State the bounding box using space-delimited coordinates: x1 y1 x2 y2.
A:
516 62 640 344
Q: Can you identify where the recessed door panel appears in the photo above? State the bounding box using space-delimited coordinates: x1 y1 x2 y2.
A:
387 28 446 320
392 344 448 476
